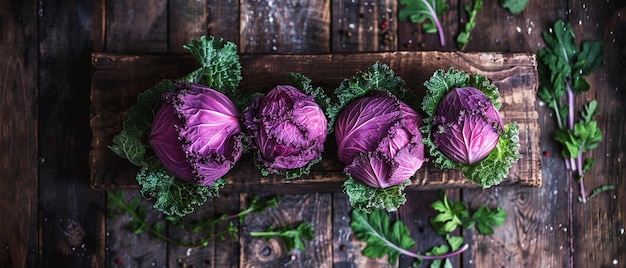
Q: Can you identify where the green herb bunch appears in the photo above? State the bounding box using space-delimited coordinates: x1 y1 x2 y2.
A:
537 20 610 203
350 191 506 267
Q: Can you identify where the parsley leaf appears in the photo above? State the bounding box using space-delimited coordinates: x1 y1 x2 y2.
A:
250 222 315 251
430 191 507 235
351 208 469 266
500 0 529 14
108 191 280 247
350 209 416 265
399 0 449 47
456 0 483 51
537 20 606 203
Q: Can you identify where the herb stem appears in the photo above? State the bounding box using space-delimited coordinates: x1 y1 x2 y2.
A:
405 244 470 260
421 0 445 46
576 149 587 203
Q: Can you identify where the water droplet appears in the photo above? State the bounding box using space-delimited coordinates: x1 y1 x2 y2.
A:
619 228 624 235
348 23 355 29
578 20 582 25
271 46 277 51
613 259 619 265
516 26 522 33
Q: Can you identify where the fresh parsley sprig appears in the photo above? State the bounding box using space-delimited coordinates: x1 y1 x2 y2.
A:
250 222 315 251
456 0 483 51
537 20 609 203
350 208 469 266
430 191 507 235
108 190 279 248
350 191 507 267
399 0 449 47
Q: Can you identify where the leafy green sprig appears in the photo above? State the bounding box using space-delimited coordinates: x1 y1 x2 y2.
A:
108 190 279 248
456 0 483 51
350 209 469 266
250 222 315 251
108 36 247 217
500 0 529 14
399 0 449 47
430 191 507 235
537 20 608 203
350 191 507 267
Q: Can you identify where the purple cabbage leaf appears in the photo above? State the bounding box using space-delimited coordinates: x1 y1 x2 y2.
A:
331 63 426 213
243 73 331 179
108 36 244 217
421 68 521 188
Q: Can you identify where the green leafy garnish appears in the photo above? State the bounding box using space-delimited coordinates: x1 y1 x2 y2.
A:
343 178 411 214
136 167 226 217
421 68 521 187
500 0 529 14
578 185 615 202
430 191 507 235
456 0 483 51
537 20 606 203
399 0 449 47
350 208 469 266
250 222 315 251
108 191 280 247
108 36 246 217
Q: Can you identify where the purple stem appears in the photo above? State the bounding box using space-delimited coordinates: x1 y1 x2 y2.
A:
421 0 446 47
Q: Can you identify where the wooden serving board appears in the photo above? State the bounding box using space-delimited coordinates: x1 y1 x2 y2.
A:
90 51 541 192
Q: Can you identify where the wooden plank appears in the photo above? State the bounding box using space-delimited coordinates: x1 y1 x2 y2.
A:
89 51 541 192
459 1 572 267
569 1 625 267
207 0 241 45
239 194 333 267
331 193 394 268
168 0 207 53
106 190 168 267
106 0 168 52
0 0 38 267
35 0 108 267
239 0 330 53
331 0 398 52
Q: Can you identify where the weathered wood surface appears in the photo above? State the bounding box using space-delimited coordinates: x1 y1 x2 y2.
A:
0 1 38 267
90 51 541 191
2 0 625 267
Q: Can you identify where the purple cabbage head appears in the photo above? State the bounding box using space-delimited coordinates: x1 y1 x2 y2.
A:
335 91 426 189
243 85 328 173
432 87 503 165
149 83 243 186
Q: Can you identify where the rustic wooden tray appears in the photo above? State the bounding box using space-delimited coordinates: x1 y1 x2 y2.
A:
89 51 541 192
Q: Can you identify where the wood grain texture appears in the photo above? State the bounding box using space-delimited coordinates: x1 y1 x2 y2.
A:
89 51 541 191
106 191 168 267
331 193 393 268
106 0 168 52
169 0 207 53
0 0 38 267
239 194 333 268
207 0 241 46
240 0 330 53
458 1 572 268
569 1 626 267
332 0 398 52
36 0 108 267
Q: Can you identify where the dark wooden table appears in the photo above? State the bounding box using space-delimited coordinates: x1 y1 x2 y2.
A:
2 0 624 267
